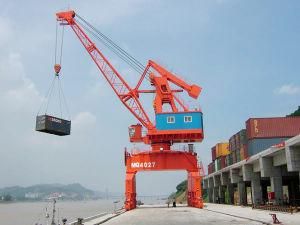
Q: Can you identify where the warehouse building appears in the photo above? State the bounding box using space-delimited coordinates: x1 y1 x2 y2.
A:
203 117 300 206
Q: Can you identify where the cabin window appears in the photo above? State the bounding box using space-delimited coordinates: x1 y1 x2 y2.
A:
184 116 192 123
167 116 175 123
129 127 135 137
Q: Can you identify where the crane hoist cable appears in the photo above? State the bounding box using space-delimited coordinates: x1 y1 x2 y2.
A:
37 21 70 119
75 14 152 82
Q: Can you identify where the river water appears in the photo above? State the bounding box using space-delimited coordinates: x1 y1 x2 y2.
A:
0 199 123 225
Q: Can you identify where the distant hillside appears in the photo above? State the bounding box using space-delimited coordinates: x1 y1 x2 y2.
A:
169 180 187 203
0 183 97 201
170 180 208 203
287 106 300 117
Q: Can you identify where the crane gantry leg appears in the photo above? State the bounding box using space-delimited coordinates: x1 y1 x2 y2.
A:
124 150 204 211
125 172 137 210
187 171 203 208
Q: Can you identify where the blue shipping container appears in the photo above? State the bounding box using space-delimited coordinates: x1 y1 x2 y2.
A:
247 138 287 156
155 112 203 131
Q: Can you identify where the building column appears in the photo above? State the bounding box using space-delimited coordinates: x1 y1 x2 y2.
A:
238 181 246 205
260 156 283 205
213 187 218 203
208 188 213 203
227 183 234 204
219 185 225 204
213 175 221 203
251 172 262 205
270 176 283 205
208 177 214 203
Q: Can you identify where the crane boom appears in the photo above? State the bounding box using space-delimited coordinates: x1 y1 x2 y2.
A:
56 11 153 129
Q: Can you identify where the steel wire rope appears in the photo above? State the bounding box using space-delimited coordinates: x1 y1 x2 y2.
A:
76 14 146 72
58 76 63 118
59 25 65 65
45 77 58 114
76 15 152 82
41 21 69 118
76 20 145 76
58 75 71 120
54 21 58 65
37 22 59 116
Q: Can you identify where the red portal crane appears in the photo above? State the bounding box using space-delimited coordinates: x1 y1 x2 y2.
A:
56 10 204 210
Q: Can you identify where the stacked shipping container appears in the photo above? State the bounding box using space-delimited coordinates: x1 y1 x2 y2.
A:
207 142 229 173
246 117 300 155
229 129 247 164
207 116 300 175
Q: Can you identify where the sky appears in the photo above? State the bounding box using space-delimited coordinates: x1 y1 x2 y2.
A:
0 0 299 196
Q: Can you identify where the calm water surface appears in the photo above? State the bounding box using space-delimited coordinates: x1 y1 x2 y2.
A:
0 199 123 225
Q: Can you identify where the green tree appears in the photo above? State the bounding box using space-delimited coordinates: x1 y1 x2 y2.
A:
288 106 300 117
176 180 187 193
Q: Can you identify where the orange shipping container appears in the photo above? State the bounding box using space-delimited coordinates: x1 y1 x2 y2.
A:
240 144 248 160
216 142 229 158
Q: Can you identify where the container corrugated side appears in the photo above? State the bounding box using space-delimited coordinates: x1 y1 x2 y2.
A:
232 150 237 164
229 136 236 152
220 156 226 168
236 149 241 162
240 144 248 160
239 129 247 145
247 137 288 156
226 154 233 166
246 117 300 139
211 161 215 173
211 146 216 161
36 115 71 136
216 142 229 158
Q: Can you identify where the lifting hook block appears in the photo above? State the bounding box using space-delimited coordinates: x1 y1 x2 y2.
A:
54 64 61 75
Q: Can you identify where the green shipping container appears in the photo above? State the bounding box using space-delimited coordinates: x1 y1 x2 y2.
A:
236 149 241 162
226 154 233 166
215 158 221 171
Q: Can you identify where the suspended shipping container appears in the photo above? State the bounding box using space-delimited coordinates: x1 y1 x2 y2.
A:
36 115 71 136
246 117 300 140
247 137 288 156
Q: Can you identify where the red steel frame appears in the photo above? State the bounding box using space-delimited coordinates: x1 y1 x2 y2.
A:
56 10 204 211
124 150 203 210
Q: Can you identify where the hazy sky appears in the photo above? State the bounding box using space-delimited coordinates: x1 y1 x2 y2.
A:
0 0 299 196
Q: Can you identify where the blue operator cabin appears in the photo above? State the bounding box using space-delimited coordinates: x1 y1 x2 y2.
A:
155 111 203 131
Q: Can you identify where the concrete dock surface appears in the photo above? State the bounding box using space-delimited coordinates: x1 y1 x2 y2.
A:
97 203 300 225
